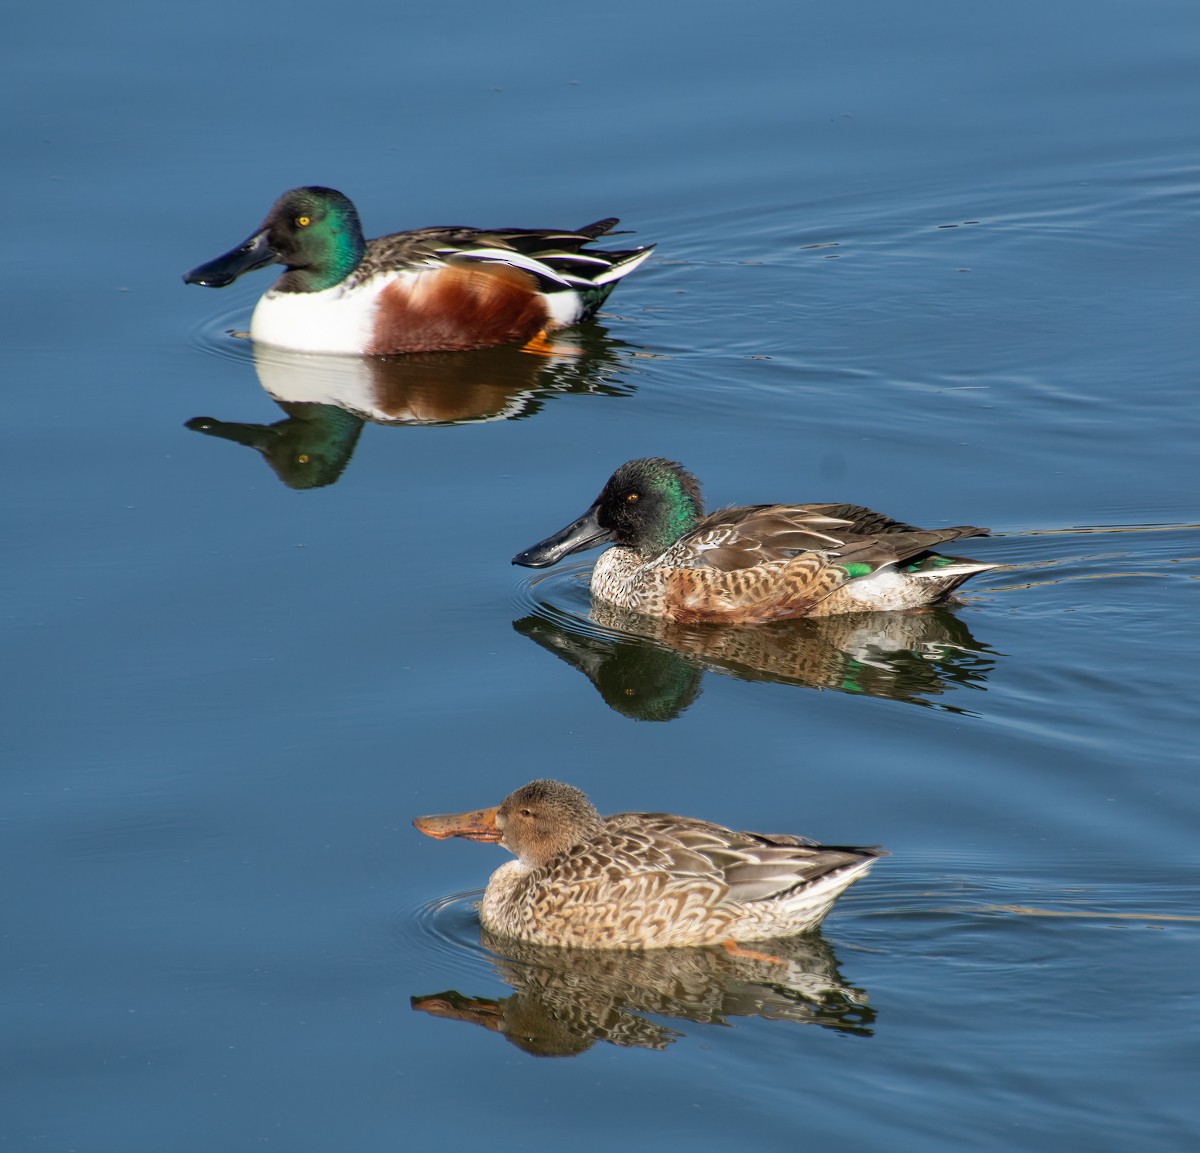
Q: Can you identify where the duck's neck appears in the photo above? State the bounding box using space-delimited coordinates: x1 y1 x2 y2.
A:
637 465 704 556
277 230 367 293
649 503 700 555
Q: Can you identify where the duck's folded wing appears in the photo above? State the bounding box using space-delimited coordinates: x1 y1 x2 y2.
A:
604 813 868 904
689 504 988 573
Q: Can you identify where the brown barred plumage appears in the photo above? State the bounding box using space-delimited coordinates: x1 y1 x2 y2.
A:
515 459 995 621
414 780 884 949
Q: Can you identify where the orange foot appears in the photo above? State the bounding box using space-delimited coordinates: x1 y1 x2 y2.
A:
521 329 579 357
720 939 786 965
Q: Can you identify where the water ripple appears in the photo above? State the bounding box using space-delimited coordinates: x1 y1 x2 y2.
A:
186 301 256 365
392 888 492 980
508 562 600 625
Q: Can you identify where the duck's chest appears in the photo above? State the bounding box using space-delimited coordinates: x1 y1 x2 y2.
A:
479 861 601 945
251 278 389 355
590 547 676 615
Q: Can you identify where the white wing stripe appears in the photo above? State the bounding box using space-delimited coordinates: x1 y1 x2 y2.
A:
443 248 574 286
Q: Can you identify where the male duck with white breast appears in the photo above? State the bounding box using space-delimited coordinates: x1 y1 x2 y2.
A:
184 187 653 356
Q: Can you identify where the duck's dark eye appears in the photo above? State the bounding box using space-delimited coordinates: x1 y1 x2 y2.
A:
626 492 639 503
520 808 534 818
296 215 311 227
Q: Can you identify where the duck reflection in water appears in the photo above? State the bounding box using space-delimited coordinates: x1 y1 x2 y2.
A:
515 600 995 720
412 927 873 1056
186 329 634 490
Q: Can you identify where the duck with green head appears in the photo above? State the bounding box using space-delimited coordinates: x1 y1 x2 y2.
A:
183 186 654 356
513 458 996 623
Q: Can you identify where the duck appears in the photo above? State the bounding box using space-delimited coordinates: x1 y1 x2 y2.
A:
412 779 884 949
512 457 995 623
183 186 654 356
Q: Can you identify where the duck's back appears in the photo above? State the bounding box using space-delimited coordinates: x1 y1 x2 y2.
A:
481 812 882 948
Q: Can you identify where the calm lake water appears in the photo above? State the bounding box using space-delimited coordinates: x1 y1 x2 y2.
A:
4 0 1198 1149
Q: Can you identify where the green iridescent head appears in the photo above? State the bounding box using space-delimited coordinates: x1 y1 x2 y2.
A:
513 458 705 567
184 186 367 294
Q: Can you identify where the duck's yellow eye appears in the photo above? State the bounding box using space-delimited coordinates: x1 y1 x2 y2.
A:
296 215 311 227
626 492 639 503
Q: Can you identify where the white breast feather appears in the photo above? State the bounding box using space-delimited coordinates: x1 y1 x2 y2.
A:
250 275 399 355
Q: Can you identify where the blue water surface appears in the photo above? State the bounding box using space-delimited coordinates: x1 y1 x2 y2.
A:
3 0 1198 1149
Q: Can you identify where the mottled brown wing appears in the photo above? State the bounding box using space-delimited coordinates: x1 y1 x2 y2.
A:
689 504 862 570
604 814 855 905
798 502 924 535
818 525 991 570
597 822 728 882
688 504 988 573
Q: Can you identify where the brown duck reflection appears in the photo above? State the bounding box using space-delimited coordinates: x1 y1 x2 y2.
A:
412 927 872 1057
186 328 634 489
515 601 994 719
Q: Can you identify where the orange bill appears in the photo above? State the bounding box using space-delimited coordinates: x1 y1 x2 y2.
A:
412 805 502 843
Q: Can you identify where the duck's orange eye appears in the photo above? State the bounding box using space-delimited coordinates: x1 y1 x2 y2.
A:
296 215 311 227
626 492 639 503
